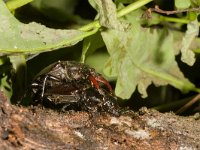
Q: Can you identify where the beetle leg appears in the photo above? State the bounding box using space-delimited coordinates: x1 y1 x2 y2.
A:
48 75 60 81
31 82 39 87
41 75 48 98
94 76 113 93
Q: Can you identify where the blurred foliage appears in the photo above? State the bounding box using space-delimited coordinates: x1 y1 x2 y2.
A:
1 0 200 113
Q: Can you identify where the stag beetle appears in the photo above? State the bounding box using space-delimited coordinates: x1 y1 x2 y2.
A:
29 61 121 116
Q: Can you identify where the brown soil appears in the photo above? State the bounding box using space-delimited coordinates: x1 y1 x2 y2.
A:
0 91 200 150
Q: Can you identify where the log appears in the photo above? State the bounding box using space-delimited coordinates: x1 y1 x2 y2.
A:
0 91 200 150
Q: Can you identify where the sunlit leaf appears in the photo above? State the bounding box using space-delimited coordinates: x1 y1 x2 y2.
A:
175 0 191 9
88 0 125 30
0 0 95 55
6 0 33 11
180 19 199 66
102 23 195 99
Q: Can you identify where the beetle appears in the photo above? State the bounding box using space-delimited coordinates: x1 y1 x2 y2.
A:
29 61 121 116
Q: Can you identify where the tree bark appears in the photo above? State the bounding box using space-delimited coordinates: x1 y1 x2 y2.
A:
0 91 200 150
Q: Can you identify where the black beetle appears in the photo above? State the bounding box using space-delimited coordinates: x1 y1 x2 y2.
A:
29 61 121 116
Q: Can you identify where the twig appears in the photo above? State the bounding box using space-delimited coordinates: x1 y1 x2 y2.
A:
153 5 200 15
143 5 200 18
176 94 200 114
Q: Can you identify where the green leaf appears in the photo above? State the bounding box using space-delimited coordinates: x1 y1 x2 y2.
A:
191 0 200 6
9 55 26 103
31 0 79 22
6 0 33 11
0 75 12 100
81 32 104 63
102 23 195 99
181 19 199 66
175 0 191 9
0 57 12 100
85 51 110 77
0 0 96 54
88 0 125 30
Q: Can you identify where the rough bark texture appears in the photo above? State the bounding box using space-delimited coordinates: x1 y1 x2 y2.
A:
0 91 200 150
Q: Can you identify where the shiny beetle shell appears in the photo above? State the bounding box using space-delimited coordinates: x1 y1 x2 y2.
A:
30 61 121 116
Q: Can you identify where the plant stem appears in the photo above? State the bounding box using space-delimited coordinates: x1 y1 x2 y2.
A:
137 65 196 93
193 87 200 93
152 96 193 112
6 0 33 11
80 0 153 31
117 0 153 18
176 94 200 114
193 48 200 53
160 16 200 26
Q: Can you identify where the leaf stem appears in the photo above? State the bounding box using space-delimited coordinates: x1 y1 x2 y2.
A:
80 0 153 31
193 48 200 53
138 65 196 92
152 96 193 112
117 0 153 18
160 16 200 26
176 94 200 114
